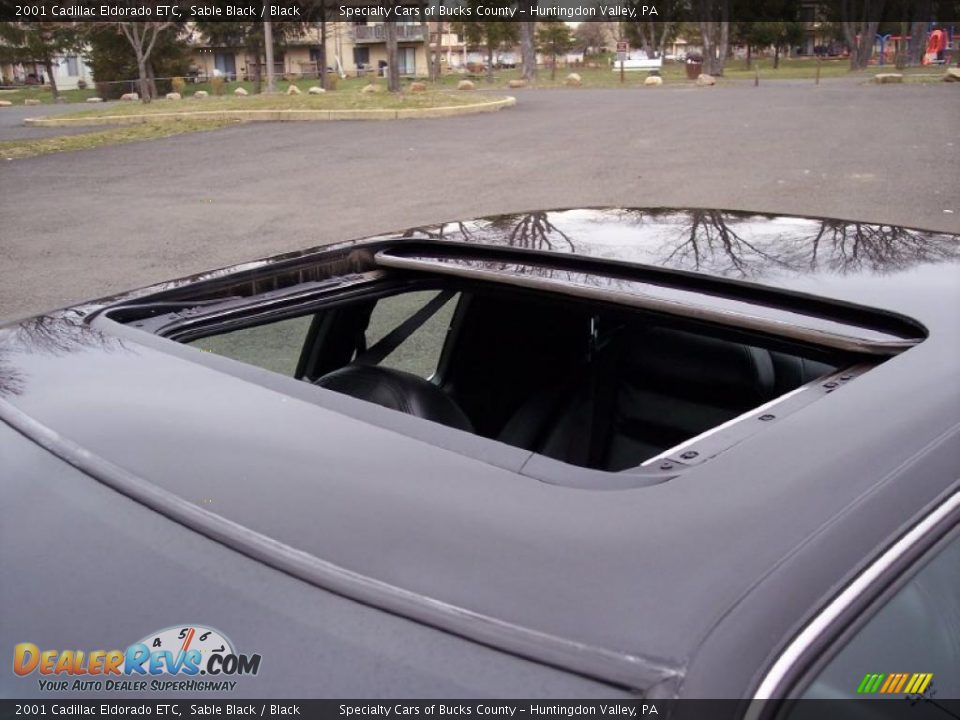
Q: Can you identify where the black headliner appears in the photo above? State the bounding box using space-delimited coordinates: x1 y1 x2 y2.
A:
2 208 959 697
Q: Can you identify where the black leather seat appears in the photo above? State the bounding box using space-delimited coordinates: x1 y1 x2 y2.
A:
769 351 836 395
315 365 475 433
500 326 794 471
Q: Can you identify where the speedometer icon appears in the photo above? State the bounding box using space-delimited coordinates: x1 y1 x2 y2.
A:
132 624 234 674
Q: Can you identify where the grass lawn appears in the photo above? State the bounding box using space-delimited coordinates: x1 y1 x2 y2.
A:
58 87 491 119
4 85 500 160
427 57 947 88
1 57 944 108
0 118 237 161
0 85 98 105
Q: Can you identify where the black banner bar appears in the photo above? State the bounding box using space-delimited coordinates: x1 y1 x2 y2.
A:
3 700 960 720
0 0 957 22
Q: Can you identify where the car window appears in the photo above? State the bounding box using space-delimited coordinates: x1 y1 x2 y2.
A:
189 315 314 377
363 290 459 379
796 526 960 702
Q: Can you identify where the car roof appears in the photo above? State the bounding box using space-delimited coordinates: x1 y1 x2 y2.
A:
2 208 958 696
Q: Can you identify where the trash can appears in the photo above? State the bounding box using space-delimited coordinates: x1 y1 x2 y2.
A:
685 60 703 80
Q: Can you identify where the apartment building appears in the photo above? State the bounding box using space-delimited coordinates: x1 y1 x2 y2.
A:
186 21 440 81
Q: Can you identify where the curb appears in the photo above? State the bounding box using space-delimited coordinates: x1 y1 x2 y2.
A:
23 96 516 127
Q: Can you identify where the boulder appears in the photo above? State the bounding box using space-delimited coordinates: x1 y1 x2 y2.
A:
361 84 382 94
507 79 527 89
308 86 326 94
874 73 903 83
86 97 103 103
194 91 209 98
644 75 663 86
234 87 248 96
409 81 428 93
943 67 960 82
565 73 582 87
286 84 301 95
120 92 139 101
0 100 12 107
165 92 181 100
457 80 476 91
24 99 41 105
696 73 716 86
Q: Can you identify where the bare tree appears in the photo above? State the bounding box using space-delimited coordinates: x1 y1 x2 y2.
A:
698 0 731 76
430 19 444 81
840 0 885 70
384 19 401 91
116 21 174 102
520 21 538 81
624 0 683 60
318 1 329 88
263 12 277 92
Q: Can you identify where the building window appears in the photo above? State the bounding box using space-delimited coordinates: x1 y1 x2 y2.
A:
397 47 416 75
214 53 237 80
66 56 79 76
353 47 370 68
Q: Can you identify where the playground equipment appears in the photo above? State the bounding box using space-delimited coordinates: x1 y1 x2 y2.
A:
924 27 947 64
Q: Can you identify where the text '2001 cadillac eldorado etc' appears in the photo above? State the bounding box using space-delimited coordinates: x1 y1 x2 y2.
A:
1 208 958 712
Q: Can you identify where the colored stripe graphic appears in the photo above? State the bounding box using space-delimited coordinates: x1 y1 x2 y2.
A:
904 673 933 694
880 674 897 693
893 674 909 693
857 672 933 694
857 673 885 694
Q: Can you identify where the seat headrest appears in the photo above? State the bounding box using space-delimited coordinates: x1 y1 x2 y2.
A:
624 326 776 404
315 365 474 433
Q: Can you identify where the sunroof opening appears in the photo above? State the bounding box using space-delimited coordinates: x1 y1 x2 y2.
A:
103 257 894 476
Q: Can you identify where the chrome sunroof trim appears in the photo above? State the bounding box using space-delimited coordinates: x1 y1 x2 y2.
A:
375 251 919 356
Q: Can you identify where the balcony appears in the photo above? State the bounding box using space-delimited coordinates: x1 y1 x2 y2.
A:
353 25 427 43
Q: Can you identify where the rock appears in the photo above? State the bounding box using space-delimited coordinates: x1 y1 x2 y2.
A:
234 87 248 96
0 100 11 107
874 73 903 83
409 81 427 93
308 86 326 94
286 84 301 95
24 99 41 105
86 97 103 103
507 79 526 89
644 75 663 86
194 90 208 98
458 80 476 91
696 73 716 86
943 67 960 82
120 92 139 101
361 84 382 94
565 73 581 87
165 92 182 100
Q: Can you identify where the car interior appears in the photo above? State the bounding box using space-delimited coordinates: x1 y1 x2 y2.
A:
185 279 843 472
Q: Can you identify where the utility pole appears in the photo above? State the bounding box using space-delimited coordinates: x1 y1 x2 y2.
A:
264 5 276 93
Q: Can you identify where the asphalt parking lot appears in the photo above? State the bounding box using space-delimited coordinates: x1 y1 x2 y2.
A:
0 102 120 141
1 78 958 322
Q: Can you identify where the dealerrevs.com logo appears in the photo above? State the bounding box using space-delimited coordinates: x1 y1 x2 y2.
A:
13 625 262 692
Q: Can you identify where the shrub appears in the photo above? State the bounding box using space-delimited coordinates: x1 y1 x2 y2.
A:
211 76 225 96
76 79 87 90
171 76 186 94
